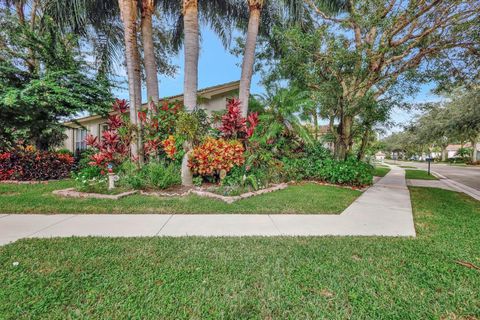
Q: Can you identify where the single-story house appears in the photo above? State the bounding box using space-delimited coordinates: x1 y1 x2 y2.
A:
62 81 240 154
375 151 386 162
445 143 480 159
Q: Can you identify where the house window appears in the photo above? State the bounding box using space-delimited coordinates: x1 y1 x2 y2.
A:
75 128 88 153
99 123 108 135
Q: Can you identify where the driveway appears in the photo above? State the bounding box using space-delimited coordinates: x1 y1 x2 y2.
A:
394 161 480 191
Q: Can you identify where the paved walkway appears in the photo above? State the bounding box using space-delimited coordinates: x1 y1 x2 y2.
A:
0 166 416 245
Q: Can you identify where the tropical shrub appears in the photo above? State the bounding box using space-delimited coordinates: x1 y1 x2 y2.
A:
317 157 373 186
283 155 373 186
85 99 132 170
0 148 74 180
141 100 184 158
72 165 106 192
117 160 181 190
175 108 210 144
189 138 245 179
220 98 258 140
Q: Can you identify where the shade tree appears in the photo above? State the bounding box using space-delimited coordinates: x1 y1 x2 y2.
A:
0 6 112 150
267 0 479 160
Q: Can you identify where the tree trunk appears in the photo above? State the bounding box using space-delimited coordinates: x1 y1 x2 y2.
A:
119 0 143 164
181 0 198 185
471 138 477 163
141 0 159 104
441 146 448 162
357 128 370 161
238 4 261 117
181 144 193 186
335 115 353 161
313 110 319 140
183 0 199 111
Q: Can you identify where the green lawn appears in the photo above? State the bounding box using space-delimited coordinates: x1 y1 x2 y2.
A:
399 165 417 168
405 169 439 180
0 187 479 318
373 166 390 177
0 181 360 214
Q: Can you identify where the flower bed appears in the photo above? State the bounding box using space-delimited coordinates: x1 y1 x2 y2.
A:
52 183 288 203
190 183 288 204
0 148 74 181
72 97 374 199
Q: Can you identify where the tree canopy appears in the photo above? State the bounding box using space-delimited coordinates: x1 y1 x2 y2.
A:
0 7 112 150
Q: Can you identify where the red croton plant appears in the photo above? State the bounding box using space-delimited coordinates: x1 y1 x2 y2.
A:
188 138 245 176
85 99 183 171
219 98 258 140
85 99 131 169
0 147 74 181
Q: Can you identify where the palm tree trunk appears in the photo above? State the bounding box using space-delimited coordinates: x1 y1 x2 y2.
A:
141 0 159 104
238 2 261 117
181 0 199 185
119 0 144 164
183 0 199 111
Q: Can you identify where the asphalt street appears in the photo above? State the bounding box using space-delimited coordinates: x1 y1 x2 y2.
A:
393 160 480 191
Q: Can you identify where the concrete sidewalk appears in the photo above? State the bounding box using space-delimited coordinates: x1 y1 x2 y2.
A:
0 166 416 245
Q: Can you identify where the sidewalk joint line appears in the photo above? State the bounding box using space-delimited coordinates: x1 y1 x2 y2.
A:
267 215 282 235
155 214 173 236
27 215 78 238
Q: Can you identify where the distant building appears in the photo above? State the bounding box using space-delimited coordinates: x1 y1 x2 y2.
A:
445 143 480 159
375 151 386 162
62 81 240 154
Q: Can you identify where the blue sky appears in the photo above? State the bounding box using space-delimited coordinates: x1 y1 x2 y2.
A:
113 26 442 132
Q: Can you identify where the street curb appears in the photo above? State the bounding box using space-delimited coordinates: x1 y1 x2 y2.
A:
432 170 480 201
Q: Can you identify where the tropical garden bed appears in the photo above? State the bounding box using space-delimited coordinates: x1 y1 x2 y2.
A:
1 98 374 206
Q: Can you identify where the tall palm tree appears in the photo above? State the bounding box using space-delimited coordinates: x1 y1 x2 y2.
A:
239 0 263 117
176 0 243 185
238 0 345 116
141 0 159 103
118 0 143 162
182 0 199 111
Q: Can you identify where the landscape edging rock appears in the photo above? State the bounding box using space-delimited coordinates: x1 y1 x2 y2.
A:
52 183 288 203
52 188 138 200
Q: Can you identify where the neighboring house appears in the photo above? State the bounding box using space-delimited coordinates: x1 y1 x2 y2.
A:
375 151 386 162
315 125 335 151
445 143 480 159
62 81 240 154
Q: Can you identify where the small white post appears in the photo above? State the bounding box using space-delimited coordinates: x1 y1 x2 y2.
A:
108 172 115 190
107 163 115 190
